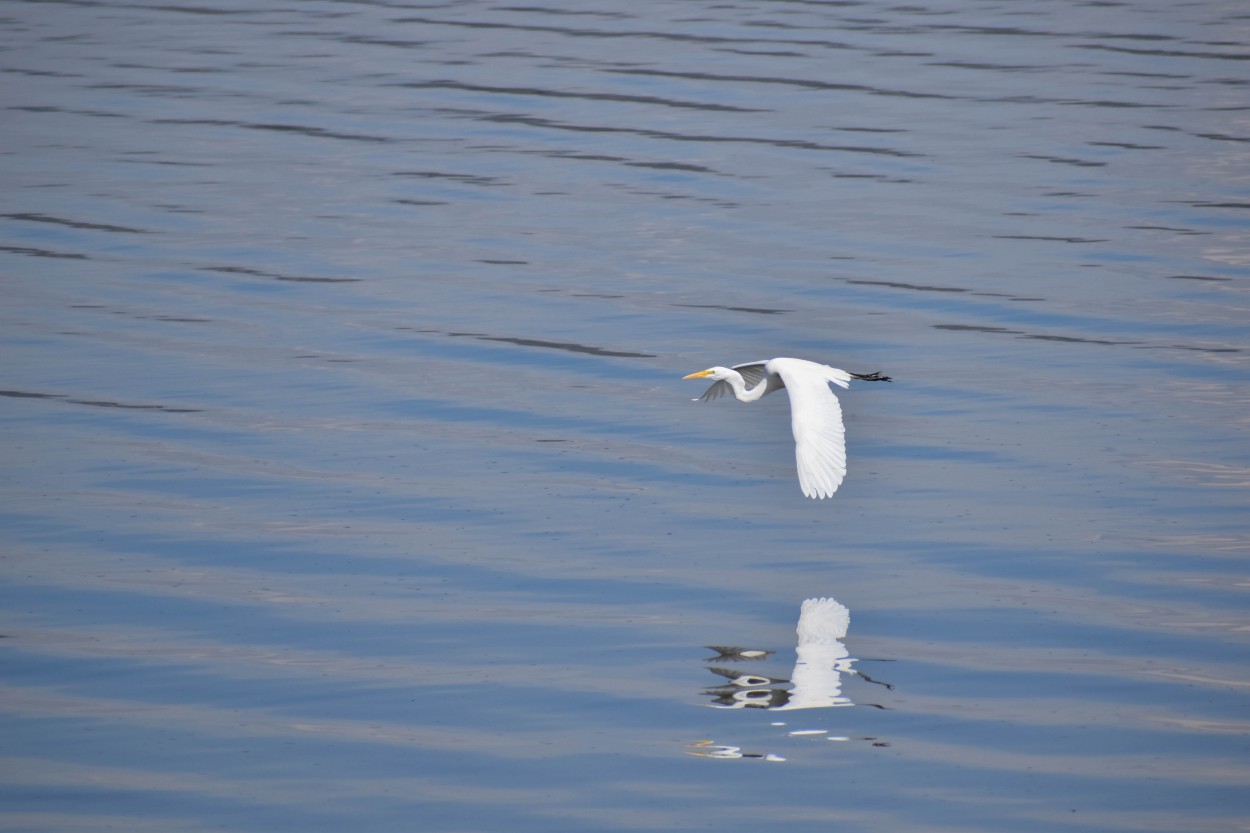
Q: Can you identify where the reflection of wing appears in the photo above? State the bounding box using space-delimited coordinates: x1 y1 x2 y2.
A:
704 646 773 662
796 596 850 643
773 597 854 711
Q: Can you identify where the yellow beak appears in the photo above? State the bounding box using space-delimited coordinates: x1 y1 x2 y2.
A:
683 369 714 379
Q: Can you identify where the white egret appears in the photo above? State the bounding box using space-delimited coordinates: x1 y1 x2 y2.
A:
683 358 890 499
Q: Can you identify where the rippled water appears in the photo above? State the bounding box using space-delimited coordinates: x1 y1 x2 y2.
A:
3 1 1248 831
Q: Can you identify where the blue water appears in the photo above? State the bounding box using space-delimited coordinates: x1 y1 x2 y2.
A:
2 1 1248 831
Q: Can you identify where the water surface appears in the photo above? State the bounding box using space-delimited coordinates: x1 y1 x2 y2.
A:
2 1 1248 831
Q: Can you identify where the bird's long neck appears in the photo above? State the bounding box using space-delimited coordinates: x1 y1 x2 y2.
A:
726 370 769 403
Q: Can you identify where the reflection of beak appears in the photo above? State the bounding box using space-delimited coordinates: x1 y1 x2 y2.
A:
686 740 743 759
683 369 714 379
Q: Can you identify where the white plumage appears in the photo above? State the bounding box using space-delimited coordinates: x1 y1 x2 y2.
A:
683 357 889 499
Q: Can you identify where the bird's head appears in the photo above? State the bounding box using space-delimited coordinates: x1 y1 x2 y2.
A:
683 367 731 381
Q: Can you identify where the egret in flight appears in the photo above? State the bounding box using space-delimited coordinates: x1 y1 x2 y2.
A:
683 358 890 499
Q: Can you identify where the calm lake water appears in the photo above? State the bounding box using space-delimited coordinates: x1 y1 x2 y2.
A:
2 1 1248 831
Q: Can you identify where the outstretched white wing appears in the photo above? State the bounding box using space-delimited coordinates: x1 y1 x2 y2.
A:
768 358 851 499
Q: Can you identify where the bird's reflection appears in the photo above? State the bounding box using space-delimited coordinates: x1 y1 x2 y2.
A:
702 597 857 710
690 597 892 762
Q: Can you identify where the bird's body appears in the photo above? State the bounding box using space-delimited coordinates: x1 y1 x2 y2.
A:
683 358 890 499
